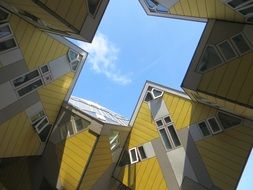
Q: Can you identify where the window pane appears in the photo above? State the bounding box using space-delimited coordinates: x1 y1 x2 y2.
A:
228 0 251 8
152 89 162 98
239 5 253 15
232 34 250 54
67 123 74 136
68 49 78 62
88 0 100 15
208 118 221 133
40 65 49 74
197 46 223 72
0 8 9 21
38 124 52 142
36 117 48 132
0 38 16 52
31 110 45 124
138 146 147 159
13 70 40 87
156 120 163 127
130 149 137 162
145 92 153 102
168 125 181 147
164 116 171 124
17 79 43 97
218 41 237 60
199 122 211 136
159 128 172 150
0 25 11 38
217 112 241 129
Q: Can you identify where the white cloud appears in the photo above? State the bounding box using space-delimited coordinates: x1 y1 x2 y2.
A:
76 33 131 85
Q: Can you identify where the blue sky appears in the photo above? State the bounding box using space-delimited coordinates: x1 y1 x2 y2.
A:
72 0 205 119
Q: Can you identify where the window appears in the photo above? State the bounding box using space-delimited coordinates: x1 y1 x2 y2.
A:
109 131 120 151
129 147 139 164
34 116 49 134
246 15 253 22
156 116 181 151
137 146 147 160
12 70 40 88
144 87 163 102
87 0 101 15
231 33 251 54
0 37 17 53
227 0 252 9
144 0 168 13
217 112 241 129
67 49 81 71
0 23 12 38
17 79 43 97
38 124 52 142
197 45 224 72
237 2 253 15
217 40 238 61
30 110 45 125
198 121 211 137
0 7 10 23
207 117 222 134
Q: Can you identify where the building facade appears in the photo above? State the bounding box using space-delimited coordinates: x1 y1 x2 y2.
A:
1 0 109 42
113 81 253 190
0 7 88 158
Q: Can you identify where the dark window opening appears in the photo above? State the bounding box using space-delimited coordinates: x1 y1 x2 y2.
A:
217 112 241 129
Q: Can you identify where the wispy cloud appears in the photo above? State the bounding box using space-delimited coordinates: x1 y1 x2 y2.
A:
75 33 131 85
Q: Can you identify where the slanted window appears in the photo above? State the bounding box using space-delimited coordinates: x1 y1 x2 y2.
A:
0 23 12 38
231 33 251 55
137 146 147 160
144 0 168 13
87 0 101 15
246 15 253 22
156 116 181 151
0 23 17 53
12 70 40 88
197 45 224 72
0 37 17 53
237 2 253 15
217 40 238 61
129 147 139 164
17 79 43 97
217 112 241 129
109 131 120 151
68 49 81 72
0 7 10 23
227 0 252 9
207 117 222 134
198 121 211 137
144 87 163 102
38 124 52 142
34 116 49 134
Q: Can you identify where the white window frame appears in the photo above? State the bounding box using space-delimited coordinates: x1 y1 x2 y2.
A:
196 44 225 73
34 116 49 134
206 117 223 135
144 88 164 102
230 33 252 55
129 147 139 164
217 40 238 62
137 146 147 161
67 49 81 72
198 121 212 137
236 1 253 15
0 7 10 23
16 78 44 98
155 115 181 151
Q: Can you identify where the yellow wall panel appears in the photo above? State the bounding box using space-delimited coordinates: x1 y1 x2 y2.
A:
196 125 253 190
128 102 159 148
57 130 97 190
117 158 167 190
79 136 112 190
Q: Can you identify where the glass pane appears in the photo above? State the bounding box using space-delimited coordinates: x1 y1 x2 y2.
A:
145 0 157 9
228 0 251 8
17 79 43 97
0 9 9 21
71 60 79 71
145 92 153 101
208 118 221 133
0 25 11 38
159 128 172 150
130 149 137 162
153 89 162 98
37 117 48 131
31 111 45 123
218 41 237 60
40 65 49 73
138 146 147 159
68 50 78 62
88 0 100 15
197 46 223 72
67 123 74 136
0 38 16 52
156 120 163 127
239 5 253 15
217 112 241 129
38 124 51 142
168 125 181 147
164 116 171 124
232 34 250 54
13 70 40 87
199 122 211 136
75 118 83 131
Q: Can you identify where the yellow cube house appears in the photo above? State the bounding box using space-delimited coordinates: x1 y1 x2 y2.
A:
0 0 109 42
0 8 88 158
